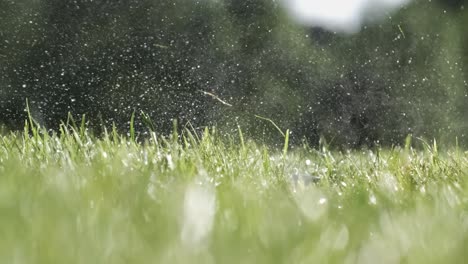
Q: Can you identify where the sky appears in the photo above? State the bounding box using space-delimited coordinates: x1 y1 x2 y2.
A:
282 0 412 33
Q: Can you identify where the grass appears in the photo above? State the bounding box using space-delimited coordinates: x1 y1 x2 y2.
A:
0 120 468 264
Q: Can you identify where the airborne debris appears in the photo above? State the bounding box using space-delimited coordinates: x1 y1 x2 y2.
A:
199 90 233 107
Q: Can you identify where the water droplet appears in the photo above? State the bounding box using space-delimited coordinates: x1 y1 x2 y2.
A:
181 182 216 248
294 186 328 221
369 193 377 205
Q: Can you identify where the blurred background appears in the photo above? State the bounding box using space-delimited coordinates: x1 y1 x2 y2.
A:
0 0 467 147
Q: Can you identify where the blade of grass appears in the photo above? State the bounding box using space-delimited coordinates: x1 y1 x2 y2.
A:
130 110 136 142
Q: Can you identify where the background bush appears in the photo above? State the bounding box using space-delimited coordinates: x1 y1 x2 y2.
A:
1 0 467 147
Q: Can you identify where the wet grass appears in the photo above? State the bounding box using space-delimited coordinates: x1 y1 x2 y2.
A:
0 122 467 263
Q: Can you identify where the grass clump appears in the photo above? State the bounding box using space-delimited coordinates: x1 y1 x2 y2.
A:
0 122 467 264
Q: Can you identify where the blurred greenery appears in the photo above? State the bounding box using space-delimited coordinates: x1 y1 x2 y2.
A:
0 0 467 147
0 123 467 263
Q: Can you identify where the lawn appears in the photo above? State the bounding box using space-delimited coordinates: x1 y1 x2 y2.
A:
0 122 467 263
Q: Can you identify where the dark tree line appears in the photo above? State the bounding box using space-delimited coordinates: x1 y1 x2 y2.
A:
1 0 467 147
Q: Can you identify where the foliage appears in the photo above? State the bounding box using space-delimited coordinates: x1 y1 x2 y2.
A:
0 122 468 263
0 0 467 147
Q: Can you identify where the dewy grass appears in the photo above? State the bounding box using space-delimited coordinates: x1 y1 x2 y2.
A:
0 122 467 264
